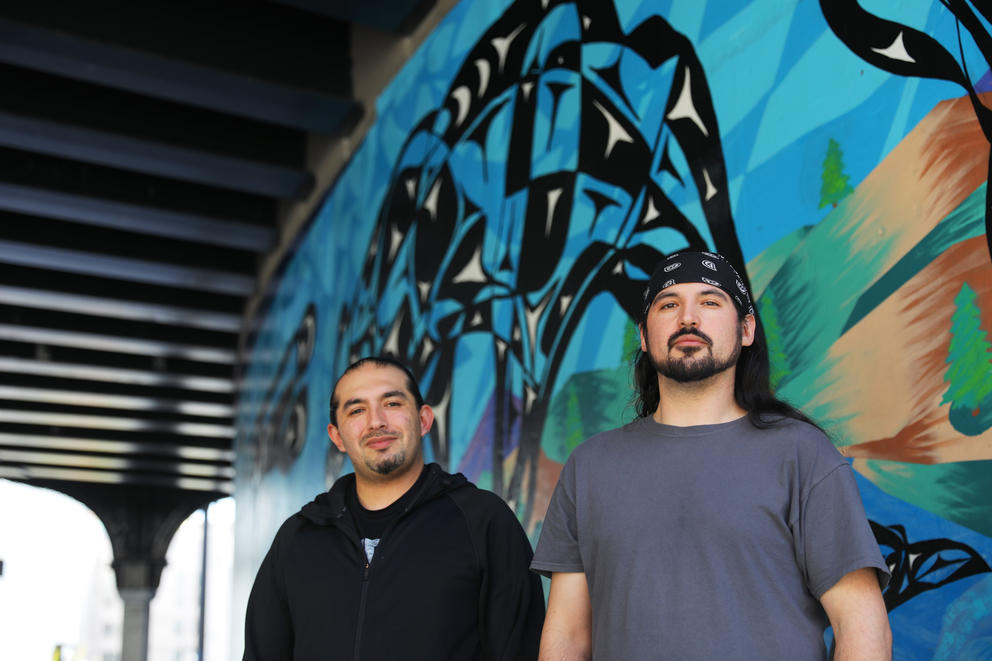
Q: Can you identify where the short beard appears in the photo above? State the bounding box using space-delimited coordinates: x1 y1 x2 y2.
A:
653 349 737 382
649 325 743 383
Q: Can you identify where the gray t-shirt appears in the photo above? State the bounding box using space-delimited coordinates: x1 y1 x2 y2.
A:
531 415 889 660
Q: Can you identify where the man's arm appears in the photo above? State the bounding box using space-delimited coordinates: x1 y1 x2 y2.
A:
539 572 592 661
472 496 546 661
243 543 293 661
820 567 891 661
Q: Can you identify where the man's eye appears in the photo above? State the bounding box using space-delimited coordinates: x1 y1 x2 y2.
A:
660 302 676 310
347 408 363 416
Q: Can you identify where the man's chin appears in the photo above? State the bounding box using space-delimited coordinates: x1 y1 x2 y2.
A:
367 453 406 476
667 370 715 383
659 356 725 382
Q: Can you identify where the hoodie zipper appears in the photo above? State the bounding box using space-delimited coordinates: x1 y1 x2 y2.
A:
353 559 371 661
327 505 369 661
349 509 407 661
340 466 453 660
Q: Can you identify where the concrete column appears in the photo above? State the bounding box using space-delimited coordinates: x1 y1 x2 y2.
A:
115 555 165 661
49 483 221 661
120 587 154 661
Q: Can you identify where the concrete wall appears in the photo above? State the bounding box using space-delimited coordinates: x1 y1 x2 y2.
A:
235 1 992 658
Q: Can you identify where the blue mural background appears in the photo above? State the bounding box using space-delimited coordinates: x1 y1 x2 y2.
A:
235 1 992 658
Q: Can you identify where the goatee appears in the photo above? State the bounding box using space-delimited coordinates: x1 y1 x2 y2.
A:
366 451 406 475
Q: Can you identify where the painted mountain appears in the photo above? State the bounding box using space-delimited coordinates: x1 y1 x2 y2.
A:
487 91 992 539
751 92 992 538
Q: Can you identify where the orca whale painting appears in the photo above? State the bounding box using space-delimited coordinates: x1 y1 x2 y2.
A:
236 2 992 657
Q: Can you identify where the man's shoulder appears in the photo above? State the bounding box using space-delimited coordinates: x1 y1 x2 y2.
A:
444 478 516 520
746 413 825 439
264 510 318 554
441 476 532 534
747 415 845 470
264 483 349 544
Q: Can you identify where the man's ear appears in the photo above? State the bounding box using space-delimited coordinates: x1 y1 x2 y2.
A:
741 314 756 347
639 323 647 352
327 424 345 452
419 404 435 437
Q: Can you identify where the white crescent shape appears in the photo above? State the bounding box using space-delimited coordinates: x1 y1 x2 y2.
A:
452 86 472 126
666 67 709 137
474 59 491 98
453 245 486 284
702 168 718 201
546 188 563 237
424 179 442 219
491 24 525 73
871 31 916 63
644 195 660 222
592 100 634 158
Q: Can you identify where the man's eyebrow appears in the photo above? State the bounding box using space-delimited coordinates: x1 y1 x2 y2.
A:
341 390 409 410
699 287 731 300
341 396 366 410
652 288 731 305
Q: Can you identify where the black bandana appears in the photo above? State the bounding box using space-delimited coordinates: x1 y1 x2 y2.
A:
641 251 755 320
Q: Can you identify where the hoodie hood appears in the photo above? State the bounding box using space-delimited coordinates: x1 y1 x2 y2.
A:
298 462 469 525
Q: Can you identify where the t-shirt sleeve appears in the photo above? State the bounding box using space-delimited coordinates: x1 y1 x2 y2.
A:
799 461 891 599
530 454 584 576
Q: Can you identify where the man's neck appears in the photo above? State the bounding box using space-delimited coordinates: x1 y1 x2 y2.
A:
652 370 747 427
355 462 425 511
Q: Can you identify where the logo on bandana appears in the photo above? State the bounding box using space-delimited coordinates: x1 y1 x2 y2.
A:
643 285 651 301
736 279 748 295
702 251 719 259
663 278 675 288
664 262 681 272
701 277 720 287
701 260 717 271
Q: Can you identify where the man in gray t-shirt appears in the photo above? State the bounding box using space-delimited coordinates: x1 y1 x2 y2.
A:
531 251 891 660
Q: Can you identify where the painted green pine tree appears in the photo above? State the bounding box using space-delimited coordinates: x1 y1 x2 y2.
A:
757 290 789 392
561 388 586 455
819 138 854 209
622 318 641 359
942 282 992 435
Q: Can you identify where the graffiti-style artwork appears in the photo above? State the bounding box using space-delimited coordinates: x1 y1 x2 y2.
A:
338 0 745 523
235 1 992 657
870 520 991 611
244 304 316 476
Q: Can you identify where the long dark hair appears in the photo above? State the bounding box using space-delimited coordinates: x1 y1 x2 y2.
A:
633 314 822 430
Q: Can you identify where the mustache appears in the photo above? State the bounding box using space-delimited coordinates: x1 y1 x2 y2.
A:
668 327 712 348
363 430 397 442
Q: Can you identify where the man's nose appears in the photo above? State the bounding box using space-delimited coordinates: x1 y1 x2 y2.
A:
678 305 699 327
367 404 388 428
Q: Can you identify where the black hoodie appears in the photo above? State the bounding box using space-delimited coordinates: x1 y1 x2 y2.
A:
244 463 545 660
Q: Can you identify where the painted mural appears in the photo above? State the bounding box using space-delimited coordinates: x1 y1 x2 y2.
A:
235 1 992 658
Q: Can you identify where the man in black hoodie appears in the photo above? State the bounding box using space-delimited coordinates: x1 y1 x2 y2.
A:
244 356 545 661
